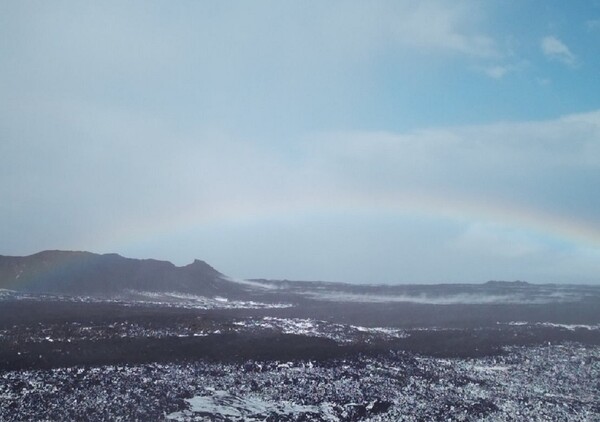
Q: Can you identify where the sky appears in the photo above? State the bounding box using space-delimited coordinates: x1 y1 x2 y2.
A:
1 1 600 284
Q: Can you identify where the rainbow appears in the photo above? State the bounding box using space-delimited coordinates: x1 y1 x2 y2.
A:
94 190 600 254
5 190 599 290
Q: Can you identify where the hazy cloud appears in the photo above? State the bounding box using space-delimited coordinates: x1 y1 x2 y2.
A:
537 77 551 86
381 1 499 58
4 98 600 282
479 61 526 79
455 223 548 259
586 19 600 32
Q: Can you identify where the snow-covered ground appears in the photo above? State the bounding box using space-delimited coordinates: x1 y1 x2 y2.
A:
1 344 597 421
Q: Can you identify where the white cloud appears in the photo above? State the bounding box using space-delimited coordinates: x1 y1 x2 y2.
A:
480 61 526 79
484 65 510 79
541 36 577 66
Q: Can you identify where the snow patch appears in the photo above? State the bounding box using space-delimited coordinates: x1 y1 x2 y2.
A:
123 290 292 310
504 321 600 331
234 317 406 343
166 390 336 421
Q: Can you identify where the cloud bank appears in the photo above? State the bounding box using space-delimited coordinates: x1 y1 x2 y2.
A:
2 99 599 282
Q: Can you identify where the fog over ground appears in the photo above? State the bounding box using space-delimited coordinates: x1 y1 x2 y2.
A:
1 1 600 283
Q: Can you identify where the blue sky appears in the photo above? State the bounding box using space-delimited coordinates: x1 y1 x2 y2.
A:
1 1 600 283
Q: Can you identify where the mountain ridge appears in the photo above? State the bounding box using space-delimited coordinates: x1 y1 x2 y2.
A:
0 250 236 297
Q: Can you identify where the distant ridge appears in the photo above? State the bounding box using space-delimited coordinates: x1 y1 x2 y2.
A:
485 280 530 287
0 250 243 297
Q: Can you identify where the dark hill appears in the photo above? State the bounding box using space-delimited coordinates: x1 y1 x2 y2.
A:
0 250 244 297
